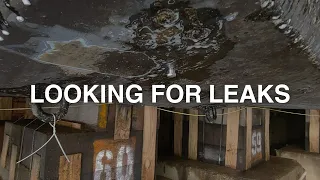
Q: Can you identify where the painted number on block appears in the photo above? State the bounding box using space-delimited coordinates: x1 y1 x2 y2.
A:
252 130 262 156
93 137 136 180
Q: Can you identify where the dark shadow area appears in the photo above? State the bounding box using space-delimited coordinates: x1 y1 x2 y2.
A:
270 109 305 156
157 108 174 157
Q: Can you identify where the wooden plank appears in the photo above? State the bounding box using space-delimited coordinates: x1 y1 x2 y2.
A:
309 110 320 153
141 106 157 180
225 107 240 169
132 106 144 130
174 108 183 156
188 109 198 160
30 154 41 180
264 109 270 161
246 108 252 169
57 120 82 130
8 144 18 180
0 97 12 120
0 134 9 168
98 104 108 129
58 153 82 180
114 104 132 140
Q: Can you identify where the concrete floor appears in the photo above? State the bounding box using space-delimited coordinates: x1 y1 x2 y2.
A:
156 156 305 180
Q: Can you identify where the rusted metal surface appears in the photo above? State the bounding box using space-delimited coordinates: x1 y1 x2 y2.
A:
0 0 319 108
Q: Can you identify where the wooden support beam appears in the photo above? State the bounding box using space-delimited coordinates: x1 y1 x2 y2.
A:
114 104 132 140
8 145 17 180
30 154 41 180
57 120 82 130
188 109 198 160
97 104 108 130
174 108 183 157
58 153 82 180
0 134 9 168
264 109 270 161
132 106 145 130
245 107 252 169
225 107 240 169
141 106 157 180
0 97 12 120
309 110 320 153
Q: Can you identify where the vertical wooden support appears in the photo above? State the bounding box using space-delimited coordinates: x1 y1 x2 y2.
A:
0 135 9 168
58 153 82 180
174 108 183 156
225 107 240 169
132 106 145 130
264 108 270 161
98 104 108 129
114 104 132 140
141 106 157 180
188 109 198 160
245 108 252 169
8 145 17 180
309 110 320 153
0 97 12 120
30 154 41 180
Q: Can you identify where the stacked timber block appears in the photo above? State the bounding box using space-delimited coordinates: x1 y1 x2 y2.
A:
172 107 270 171
305 109 320 153
0 104 159 180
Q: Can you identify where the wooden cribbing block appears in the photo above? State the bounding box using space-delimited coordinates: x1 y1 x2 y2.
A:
30 154 41 180
58 153 82 180
141 106 157 180
97 104 108 130
114 104 132 140
264 108 270 161
0 134 9 168
57 120 82 130
309 110 320 153
245 108 253 169
225 107 240 169
8 145 17 180
188 109 198 160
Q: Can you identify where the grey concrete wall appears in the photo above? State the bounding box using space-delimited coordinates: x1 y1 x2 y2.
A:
276 147 320 180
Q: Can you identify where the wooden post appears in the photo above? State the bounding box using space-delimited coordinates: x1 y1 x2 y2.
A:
264 109 270 161
58 153 82 180
0 135 9 168
245 108 252 169
8 145 17 180
225 107 240 169
188 109 198 160
174 108 183 157
141 106 157 180
309 110 320 153
30 154 41 180
114 104 132 140
97 104 108 130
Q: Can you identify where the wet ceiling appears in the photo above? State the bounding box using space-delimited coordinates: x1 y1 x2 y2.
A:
0 0 319 109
